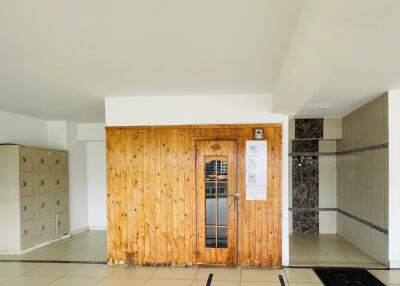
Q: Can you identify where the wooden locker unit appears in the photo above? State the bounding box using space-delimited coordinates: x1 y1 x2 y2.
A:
0 145 69 254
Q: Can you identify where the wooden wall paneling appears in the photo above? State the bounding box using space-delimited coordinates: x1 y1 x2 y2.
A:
261 129 269 266
171 129 178 264
160 129 168 264
154 130 162 264
239 129 247 265
131 130 138 256
166 130 173 264
273 127 282 266
183 129 191 264
106 124 282 267
126 130 133 254
189 128 197 265
178 129 185 264
266 127 275 267
137 130 145 264
106 130 115 263
115 130 123 262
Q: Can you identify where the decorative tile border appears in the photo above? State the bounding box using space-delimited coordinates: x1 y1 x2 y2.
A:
289 143 388 157
288 207 388 235
288 207 336 211
336 143 388 155
289 152 336 157
337 208 388 235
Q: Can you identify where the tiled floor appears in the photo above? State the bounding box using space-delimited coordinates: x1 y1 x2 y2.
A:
0 262 398 285
0 230 106 262
290 234 386 268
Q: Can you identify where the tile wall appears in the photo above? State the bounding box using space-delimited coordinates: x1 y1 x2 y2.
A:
337 94 389 265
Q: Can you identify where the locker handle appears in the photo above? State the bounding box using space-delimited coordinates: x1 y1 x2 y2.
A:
42 225 45 230
23 205 27 211
40 180 44 186
22 181 27 187
58 221 61 226
56 180 60 185
24 230 27 235
22 157 26 163
40 158 44 164
55 159 59 164
41 203 45 208
57 200 60 206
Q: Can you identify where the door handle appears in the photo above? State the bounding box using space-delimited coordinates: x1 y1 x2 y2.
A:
228 193 240 199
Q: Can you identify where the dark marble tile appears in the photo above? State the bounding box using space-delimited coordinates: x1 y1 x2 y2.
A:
295 118 323 139
292 150 319 234
292 210 319 234
292 140 319 153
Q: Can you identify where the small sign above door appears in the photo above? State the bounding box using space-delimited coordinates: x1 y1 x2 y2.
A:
245 140 267 200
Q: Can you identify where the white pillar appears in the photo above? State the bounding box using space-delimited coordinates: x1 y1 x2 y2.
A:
388 91 400 268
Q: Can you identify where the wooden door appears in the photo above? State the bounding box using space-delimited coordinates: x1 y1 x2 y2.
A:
196 140 238 265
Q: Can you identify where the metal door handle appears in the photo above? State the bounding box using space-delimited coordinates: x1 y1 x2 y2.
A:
228 193 240 199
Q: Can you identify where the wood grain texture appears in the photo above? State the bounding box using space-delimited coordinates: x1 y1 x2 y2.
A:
106 124 282 267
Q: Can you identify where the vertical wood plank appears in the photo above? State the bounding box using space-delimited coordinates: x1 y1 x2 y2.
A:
137 130 145 264
273 127 282 266
106 130 116 263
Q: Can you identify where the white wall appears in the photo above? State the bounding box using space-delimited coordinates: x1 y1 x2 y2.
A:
66 122 88 233
0 110 48 147
105 94 283 126
77 123 105 141
388 91 400 268
87 141 107 229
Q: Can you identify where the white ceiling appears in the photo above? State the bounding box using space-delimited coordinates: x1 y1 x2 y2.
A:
273 0 400 118
1 0 400 122
0 0 301 122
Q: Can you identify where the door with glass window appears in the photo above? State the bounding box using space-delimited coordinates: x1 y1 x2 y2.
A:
196 140 238 265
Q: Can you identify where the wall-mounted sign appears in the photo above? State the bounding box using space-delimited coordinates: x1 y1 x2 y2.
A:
246 140 267 200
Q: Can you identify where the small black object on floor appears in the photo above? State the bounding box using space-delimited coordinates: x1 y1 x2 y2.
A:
314 268 384 286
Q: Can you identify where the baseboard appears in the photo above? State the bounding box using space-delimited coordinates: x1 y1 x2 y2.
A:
0 234 70 255
70 226 89 236
89 226 107 231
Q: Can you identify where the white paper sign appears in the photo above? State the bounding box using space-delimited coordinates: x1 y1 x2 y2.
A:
246 140 267 200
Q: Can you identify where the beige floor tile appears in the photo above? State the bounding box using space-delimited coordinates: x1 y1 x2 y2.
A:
2 231 107 263
47 276 102 286
152 267 198 279
283 268 321 283
241 269 282 282
96 277 146 286
289 234 386 268
193 280 240 286
0 262 40 275
25 263 80 276
144 279 192 286
106 266 157 278
290 256 313 263
239 282 281 286
64 264 115 277
310 255 352 263
347 254 378 263
287 283 323 286
314 262 364 267
5 275 58 286
369 270 400 285
196 268 240 281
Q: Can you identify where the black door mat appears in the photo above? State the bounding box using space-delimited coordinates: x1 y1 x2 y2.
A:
314 268 385 286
